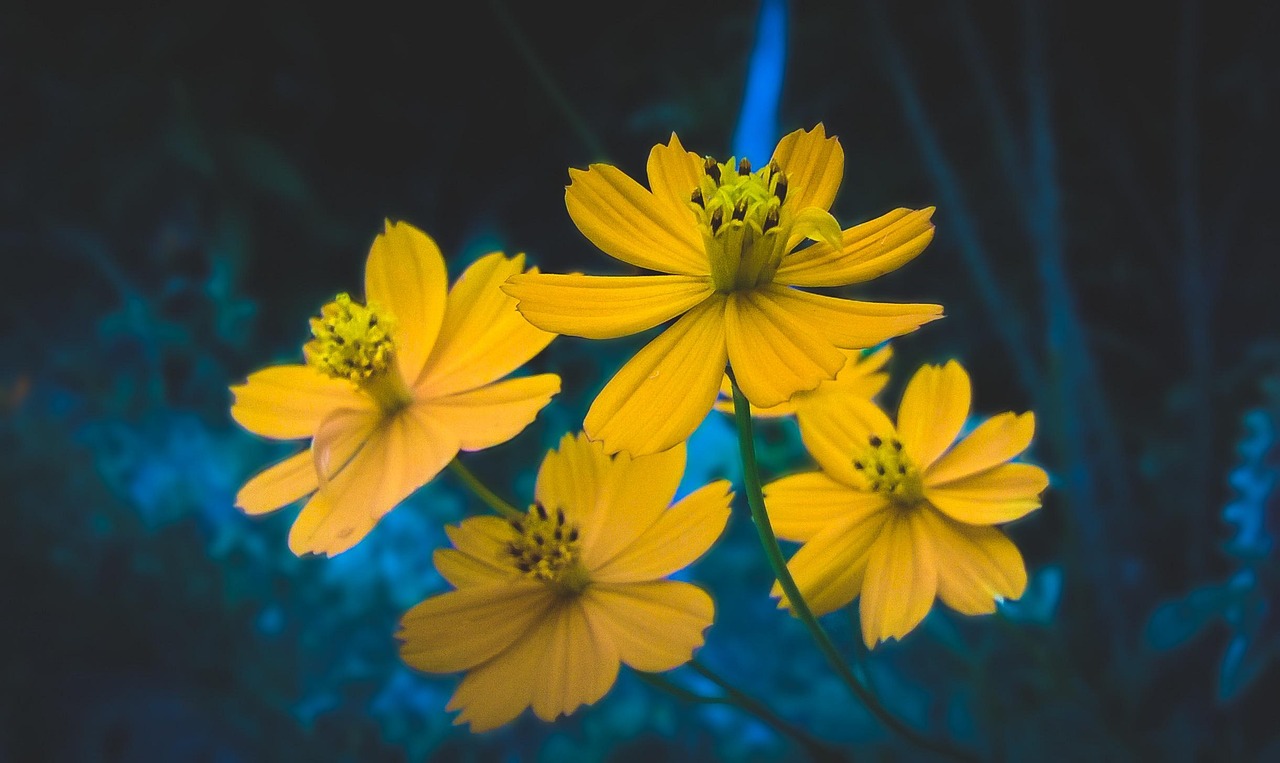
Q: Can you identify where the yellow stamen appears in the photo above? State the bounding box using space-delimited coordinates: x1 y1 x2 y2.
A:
690 157 791 291
504 503 589 596
853 434 924 508
304 293 411 411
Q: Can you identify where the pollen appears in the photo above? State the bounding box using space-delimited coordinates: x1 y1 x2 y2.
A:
304 293 397 383
853 434 924 508
504 502 589 594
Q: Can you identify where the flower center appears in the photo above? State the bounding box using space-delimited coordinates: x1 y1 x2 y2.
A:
691 157 791 292
304 293 411 411
504 502 589 596
853 434 924 508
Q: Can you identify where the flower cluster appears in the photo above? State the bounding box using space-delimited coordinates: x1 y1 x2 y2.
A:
229 125 1047 735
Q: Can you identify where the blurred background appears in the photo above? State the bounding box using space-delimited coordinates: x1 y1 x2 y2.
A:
3 0 1278 760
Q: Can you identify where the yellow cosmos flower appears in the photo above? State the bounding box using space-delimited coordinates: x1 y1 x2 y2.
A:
764 360 1048 648
502 124 943 457
230 220 560 557
397 432 732 732
714 344 893 419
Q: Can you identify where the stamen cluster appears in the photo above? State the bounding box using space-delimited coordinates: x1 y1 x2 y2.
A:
690 157 791 291
853 434 924 508
505 502 586 592
304 293 396 382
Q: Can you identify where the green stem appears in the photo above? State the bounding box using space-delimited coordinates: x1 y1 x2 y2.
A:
638 666 846 762
728 375 978 763
446 458 522 520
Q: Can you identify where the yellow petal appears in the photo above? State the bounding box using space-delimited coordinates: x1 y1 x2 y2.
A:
536 434 686 571
420 252 556 395
645 133 703 229
715 345 892 419
897 360 971 471
529 600 620 724
797 395 898 489
446 603 558 731
565 164 707 276
859 510 938 648
786 207 844 251
593 480 732 583
770 509 889 615
763 471 885 542
916 508 1027 616
230 364 365 440
925 412 1037 486
397 582 552 673
584 297 728 457
364 220 449 385
437 515 520 587
502 273 714 339
759 284 943 350
774 207 936 287
725 289 845 409
311 406 382 481
424 373 559 451
925 463 1048 525
289 405 461 556
583 580 714 672
535 432 607 533
769 124 844 212
235 449 317 515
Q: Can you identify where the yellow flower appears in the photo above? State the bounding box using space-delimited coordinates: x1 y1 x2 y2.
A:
714 344 893 419
397 432 732 731
230 220 560 556
503 124 942 457
764 360 1048 648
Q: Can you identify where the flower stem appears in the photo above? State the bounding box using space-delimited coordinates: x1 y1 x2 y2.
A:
446 458 522 520
638 664 847 762
728 374 978 762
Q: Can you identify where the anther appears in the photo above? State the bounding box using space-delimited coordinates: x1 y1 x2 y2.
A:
536 503 548 521
556 508 565 526
763 207 779 233
876 464 886 476
704 157 721 184
775 175 788 203
738 158 751 174
733 198 748 221
710 207 723 232
892 439 903 451
509 519 524 533
853 460 864 470
568 528 579 542
869 435 883 448
691 188 704 208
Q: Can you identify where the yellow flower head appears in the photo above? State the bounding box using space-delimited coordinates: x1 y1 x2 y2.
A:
503 124 943 457
230 220 560 557
763 360 1049 648
397 432 733 732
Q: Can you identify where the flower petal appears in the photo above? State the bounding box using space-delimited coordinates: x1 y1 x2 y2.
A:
712 372 801 418
760 284 943 350
925 412 1037 486
445 603 558 731
437 515 521 587
502 273 714 339
420 252 556 395
769 124 844 213
925 463 1048 525
535 433 687 571
434 548 510 588
397 582 552 673
230 364 365 440
364 220 449 385
797 395 898 489
726 289 847 409
289 405 461 556
764 470 886 542
584 296 728 457
311 406 383 481
529 600 620 724
565 164 707 276
646 133 703 228
771 509 889 616
593 480 732 583
714 345 892 419
235 449 317 515
897 360 971 471
916 508 1027 616
583 581 714 672
424 374 559 451
775 207 936 287
859 510 938 648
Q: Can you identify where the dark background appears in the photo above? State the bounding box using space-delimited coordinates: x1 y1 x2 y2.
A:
3 0 1278 760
